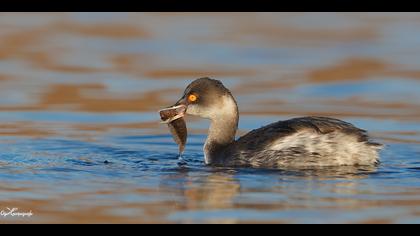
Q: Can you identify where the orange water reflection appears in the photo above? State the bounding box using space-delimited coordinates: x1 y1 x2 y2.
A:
0 13 420 224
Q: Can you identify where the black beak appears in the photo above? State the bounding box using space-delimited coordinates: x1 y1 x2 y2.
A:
174 96 187 107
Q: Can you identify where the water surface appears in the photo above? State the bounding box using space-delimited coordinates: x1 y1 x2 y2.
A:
0 13 420 223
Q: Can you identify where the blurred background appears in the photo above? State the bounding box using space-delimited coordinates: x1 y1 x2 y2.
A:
0 13 419 223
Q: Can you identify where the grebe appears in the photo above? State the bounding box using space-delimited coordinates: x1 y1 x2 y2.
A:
160 77 382 168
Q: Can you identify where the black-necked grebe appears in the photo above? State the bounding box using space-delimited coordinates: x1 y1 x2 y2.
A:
160 77 382 168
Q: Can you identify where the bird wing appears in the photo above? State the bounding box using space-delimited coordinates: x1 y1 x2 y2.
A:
234 116 378 151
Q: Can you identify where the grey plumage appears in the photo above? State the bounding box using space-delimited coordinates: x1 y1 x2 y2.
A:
218 116 382 168
165 77 383 168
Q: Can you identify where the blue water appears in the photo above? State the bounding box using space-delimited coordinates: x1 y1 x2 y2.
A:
1 13 420 223
1 133 419 223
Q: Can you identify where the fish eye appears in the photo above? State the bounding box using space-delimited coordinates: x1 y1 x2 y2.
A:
188 94 198 102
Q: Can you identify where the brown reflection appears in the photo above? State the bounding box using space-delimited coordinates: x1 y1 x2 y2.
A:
323 98 418 110
308 58 388 83
0 83 179 113
246 94 420 122
389 70 420 80
0 173 239 224
0 183 176 223
0 28 105 74
110 53 156 76
159 166 379 223
0 29 49 60
3 186 420 224
380 131 419 136
232 79 296 94
53 21 150 39
0 198 170 224
1 13 420 224
308 57 420 83
0 74 12 81
72 122 161 132
375 136 420 144
193 14 377 46
243 109 420 122
183 172 240 210
26 51 105 73
2 167 418 224
145 68 257 79
355 219 394 224
288 165 378 180
37 83 175 112
158 170 243 223
0 123 54 138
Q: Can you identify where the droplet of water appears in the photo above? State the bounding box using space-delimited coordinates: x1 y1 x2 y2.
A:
177 154 187 167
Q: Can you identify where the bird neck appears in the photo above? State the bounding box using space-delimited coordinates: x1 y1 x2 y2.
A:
204 96 239 165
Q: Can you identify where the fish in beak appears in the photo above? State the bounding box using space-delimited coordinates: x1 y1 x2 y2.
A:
159 100 188 155
159 103 187 124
